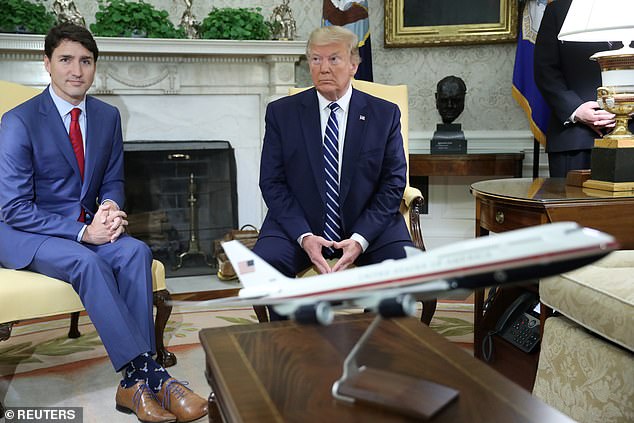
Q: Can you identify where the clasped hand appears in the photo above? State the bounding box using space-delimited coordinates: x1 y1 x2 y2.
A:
575 101 616 136
82 202 128 245
302 235 362 274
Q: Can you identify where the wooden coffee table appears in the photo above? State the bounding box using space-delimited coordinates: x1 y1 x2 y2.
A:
199 314 573 422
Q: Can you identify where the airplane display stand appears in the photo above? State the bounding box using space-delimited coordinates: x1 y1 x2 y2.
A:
332 316 459 420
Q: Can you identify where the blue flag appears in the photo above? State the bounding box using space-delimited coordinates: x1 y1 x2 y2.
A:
512 0 551 146
322 0 373 82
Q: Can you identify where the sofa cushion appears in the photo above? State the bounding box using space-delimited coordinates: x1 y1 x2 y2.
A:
533 316 634 423
0 260 166 324
540 250 634 352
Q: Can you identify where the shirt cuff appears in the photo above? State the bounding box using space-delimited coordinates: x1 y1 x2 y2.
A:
101 199 120 210
77 224 87 242
298 232 312 247
350 233 369 252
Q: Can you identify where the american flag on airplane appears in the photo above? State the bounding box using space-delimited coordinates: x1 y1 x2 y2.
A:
238 259 255 274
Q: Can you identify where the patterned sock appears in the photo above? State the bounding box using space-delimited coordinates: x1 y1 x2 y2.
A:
120 353 171 391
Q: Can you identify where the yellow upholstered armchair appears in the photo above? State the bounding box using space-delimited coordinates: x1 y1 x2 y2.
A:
0 81 175 374
253 81 437 324
0 80 41 117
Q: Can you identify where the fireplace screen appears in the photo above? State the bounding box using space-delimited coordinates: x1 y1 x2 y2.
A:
124 141 238 277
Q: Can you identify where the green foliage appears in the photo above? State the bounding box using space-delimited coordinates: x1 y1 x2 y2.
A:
199 7 271 40
90 0 185 39
0 0 56 34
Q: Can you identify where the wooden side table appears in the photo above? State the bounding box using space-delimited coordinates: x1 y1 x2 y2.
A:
199 315 574 422
409 151 524 177
470 177 634 390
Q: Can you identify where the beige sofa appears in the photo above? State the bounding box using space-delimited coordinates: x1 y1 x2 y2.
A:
533 250 634 423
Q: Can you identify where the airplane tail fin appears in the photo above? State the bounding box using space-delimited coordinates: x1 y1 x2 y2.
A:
221 240 288 289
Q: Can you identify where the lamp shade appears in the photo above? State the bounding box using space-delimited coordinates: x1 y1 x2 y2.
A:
558 0 634 44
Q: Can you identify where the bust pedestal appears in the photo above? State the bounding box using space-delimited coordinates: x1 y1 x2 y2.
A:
431 123 467 154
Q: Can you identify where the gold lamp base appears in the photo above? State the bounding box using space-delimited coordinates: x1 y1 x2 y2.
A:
585 48 634 192
584 135 634 192
583 179 634 192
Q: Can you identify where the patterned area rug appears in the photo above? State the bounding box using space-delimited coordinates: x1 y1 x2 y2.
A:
0 299 473 422
0 300 473 377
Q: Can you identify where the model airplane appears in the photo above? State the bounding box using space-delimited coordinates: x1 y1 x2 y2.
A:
177 222 617 325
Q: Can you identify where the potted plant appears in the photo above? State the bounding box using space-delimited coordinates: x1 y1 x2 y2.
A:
198 7 271 41
0 0 56 34
90 0 185 39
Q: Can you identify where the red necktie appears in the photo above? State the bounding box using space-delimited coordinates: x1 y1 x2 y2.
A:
69 108 85 222
69 108 85 180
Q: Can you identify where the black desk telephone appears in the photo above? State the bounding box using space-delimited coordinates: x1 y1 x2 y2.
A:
496 292 541 353
482 292 541 361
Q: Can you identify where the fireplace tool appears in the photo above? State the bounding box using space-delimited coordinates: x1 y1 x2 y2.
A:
174 172 213 270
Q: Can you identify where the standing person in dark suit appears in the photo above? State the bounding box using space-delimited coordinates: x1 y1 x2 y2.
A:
0 24 207 423
253 25 412 318
534 0 620 177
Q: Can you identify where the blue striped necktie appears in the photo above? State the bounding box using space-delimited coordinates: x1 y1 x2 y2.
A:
323 102 342 256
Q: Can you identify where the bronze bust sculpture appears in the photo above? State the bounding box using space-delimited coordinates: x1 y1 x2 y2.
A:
436 75 466 124
431 76 467 153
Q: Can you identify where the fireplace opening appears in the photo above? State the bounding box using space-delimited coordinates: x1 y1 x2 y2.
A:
124 141 238 278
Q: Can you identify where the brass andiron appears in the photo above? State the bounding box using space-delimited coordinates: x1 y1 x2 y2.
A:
174 173 213 270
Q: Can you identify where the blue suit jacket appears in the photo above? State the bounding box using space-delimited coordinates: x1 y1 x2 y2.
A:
0 89 125 269
259 87 410 252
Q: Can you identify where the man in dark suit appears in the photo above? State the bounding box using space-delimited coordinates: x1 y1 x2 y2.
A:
0 24 206 423
253 25 412 318
534 0 623 177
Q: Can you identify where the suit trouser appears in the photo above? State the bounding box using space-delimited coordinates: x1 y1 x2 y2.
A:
548 149 591 177
254 235 413 320
27 234 154 371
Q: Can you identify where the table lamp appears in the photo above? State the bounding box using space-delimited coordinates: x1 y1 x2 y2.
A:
558 0 634 191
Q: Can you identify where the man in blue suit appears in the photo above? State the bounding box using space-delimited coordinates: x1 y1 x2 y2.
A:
0 24 206 423
254 26 413 318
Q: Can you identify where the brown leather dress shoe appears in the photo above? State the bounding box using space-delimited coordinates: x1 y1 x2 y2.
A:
116 382 177 423
156 378 208 423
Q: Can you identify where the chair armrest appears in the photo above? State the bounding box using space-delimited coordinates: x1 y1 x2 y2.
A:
401 186 426 251
403 186 423 208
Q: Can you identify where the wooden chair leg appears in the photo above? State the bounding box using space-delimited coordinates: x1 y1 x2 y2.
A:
68 311 81 338
419 299 437 326
154 289 177 368
253 305 269 323
0 322 14 342
1 322 14 417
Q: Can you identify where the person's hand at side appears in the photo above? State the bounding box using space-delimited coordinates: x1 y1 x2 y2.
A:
574 101 616 136
301 235 334 274
331 239 362 272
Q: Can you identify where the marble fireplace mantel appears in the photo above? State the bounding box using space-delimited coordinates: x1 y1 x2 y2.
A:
0 33 306 226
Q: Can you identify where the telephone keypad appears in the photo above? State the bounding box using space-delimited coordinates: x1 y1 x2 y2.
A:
500 313 541 353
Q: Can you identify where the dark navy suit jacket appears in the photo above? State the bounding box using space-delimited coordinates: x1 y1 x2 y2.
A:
534 0 633 153
0 89 125 269
258 87 411 253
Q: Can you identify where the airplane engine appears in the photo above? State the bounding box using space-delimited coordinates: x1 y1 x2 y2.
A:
293 302 334 325
377 294 417 318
